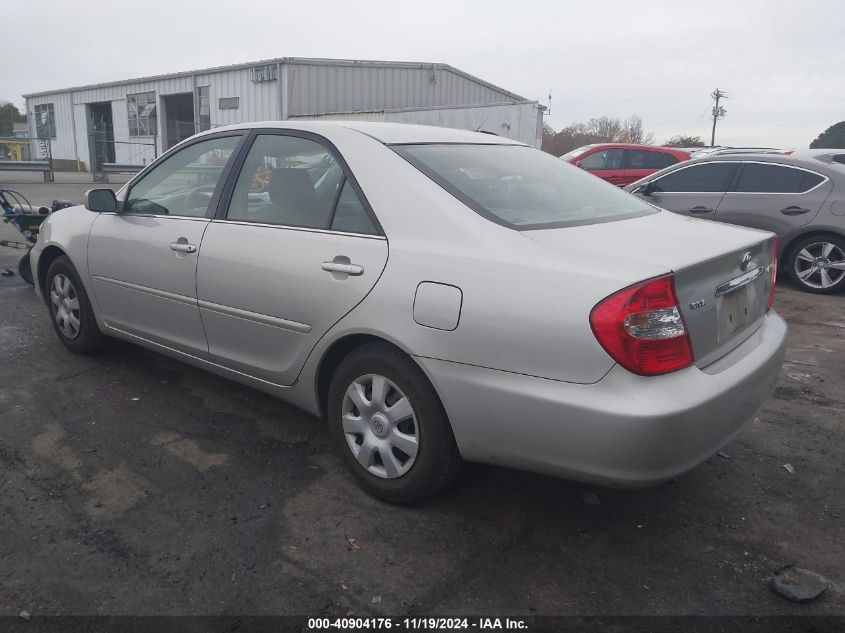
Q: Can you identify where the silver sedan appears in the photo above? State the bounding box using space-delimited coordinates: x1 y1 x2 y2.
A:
30 122 787 502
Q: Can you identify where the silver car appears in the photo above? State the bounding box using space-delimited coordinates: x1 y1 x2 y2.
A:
625 153 845 294
30 122 787 502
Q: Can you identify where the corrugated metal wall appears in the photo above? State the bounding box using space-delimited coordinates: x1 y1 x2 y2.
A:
285 63 515 116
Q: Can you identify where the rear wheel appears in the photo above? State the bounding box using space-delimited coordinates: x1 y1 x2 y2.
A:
327 343 462 503
787 234 845 294
45 256 106 353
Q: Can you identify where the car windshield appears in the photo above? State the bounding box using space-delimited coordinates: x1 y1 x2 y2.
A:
394 143 655 229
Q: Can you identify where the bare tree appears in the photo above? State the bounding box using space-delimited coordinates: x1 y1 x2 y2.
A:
621 115 654 145
541 114 655 156
589 116 624 142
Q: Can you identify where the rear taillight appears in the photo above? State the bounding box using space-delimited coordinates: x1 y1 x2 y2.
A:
590 274 693 376
767 237 779 311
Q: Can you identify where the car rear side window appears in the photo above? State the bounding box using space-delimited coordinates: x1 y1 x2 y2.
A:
578 148 624 170
734 163 824 193
662 153 680 167
626 149 667 170
227 135 343 229
652 162 737 193
393 144 655 229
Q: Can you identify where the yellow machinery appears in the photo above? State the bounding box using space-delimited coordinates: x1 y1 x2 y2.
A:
0 138 31 161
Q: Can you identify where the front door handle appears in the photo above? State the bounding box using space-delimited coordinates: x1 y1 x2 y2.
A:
780 206 811 216
322 261 364 276
689 206 714 214
169 242 198 253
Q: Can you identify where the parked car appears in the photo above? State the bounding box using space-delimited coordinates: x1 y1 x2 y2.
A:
31 122 786 502
625 153 845 294
561 143 690 186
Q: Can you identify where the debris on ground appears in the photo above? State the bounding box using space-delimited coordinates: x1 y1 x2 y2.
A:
258 503 269 510
371 595 382 604
19 610 31 621
130 397 140 402
717 451 730 460
769 565 829 603
581 492 600 505
347 537 361 550
783 463 795 474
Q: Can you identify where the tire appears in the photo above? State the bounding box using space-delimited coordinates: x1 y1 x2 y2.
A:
45 255 107 354
786 234 845 294
327 343 462 503
18 250 34 285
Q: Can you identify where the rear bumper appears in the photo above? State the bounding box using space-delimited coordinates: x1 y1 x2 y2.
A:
416 311 787 487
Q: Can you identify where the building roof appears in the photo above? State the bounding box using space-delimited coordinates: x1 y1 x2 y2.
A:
22 56 528 103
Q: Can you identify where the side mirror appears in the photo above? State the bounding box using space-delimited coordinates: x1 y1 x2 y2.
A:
84 189 118 213
633 182 655 196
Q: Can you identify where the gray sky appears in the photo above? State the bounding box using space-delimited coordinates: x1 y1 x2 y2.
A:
4 0 844 147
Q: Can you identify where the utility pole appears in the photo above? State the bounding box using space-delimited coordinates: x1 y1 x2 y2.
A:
710 88 727 147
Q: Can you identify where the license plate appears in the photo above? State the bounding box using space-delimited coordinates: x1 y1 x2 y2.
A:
717 286 752 340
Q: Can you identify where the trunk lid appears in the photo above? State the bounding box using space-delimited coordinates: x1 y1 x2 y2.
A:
522 210 776 367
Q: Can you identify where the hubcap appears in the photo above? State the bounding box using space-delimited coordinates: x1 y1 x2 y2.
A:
341 374 419 479
794 242 845 289
50 273 81 339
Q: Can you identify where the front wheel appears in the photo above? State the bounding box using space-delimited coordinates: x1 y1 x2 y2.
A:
327 343 462 503
787 235 845 294
45 255 106 354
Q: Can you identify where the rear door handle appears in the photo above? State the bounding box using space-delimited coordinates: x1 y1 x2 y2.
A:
688 206 714 214
169 242 197 253
322 261 364 276
780 206 811 216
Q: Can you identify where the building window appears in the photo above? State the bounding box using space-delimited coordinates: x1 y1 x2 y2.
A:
219 97 240 110
196 86 211 132
34 103 56 139
127 91 157 136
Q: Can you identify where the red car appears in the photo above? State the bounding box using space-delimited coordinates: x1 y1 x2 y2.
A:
561 143 691 186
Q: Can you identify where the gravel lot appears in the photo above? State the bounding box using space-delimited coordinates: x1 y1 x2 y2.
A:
0 186 843 616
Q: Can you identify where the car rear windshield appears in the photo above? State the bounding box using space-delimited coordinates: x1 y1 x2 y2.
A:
393 143 655 230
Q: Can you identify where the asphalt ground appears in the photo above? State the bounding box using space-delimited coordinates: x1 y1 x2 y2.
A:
0 183 842 617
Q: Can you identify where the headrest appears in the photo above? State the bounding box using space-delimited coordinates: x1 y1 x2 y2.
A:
268 169 318 211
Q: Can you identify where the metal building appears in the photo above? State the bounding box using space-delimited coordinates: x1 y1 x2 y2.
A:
22 57 545 172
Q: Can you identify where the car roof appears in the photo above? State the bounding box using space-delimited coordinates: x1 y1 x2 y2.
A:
204 120 526 146
578 143 686 152
674 152 845 178
787 148 845 165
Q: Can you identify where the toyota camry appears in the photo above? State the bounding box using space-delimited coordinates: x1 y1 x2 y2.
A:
30 122 787 502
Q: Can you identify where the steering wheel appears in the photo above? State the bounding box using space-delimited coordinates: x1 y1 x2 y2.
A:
184 185 216 211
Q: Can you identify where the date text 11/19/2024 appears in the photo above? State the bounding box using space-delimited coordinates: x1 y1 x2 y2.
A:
307 617 529 630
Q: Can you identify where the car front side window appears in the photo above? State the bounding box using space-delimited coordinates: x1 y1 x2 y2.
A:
123 135 240 216
579 149 624 170
652 162 737 193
